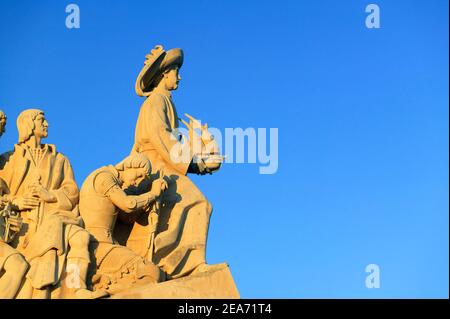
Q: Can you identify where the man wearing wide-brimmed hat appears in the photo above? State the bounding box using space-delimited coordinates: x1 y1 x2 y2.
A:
128 45 218 279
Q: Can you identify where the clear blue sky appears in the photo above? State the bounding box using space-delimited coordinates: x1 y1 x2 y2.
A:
0 0 448 298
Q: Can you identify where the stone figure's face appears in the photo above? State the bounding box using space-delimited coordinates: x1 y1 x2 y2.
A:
0 114 6 136
164 67 181 91
121 167 148 191
33 113 49 139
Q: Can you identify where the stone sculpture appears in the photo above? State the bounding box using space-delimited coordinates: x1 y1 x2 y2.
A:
128 45 224 279
79 154 166 294
0 110 29 299
0 45 238 299
0 109 106 299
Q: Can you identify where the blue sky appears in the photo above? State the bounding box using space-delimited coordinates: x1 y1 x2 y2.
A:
0 0 448 298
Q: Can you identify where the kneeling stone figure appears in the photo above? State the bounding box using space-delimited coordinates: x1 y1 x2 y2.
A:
80 154 166 295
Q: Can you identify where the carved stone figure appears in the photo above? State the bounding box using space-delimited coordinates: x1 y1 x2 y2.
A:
0 45 239 299
0 110 29 299
0 109 106 299
125 45 225 279
79 154 166 294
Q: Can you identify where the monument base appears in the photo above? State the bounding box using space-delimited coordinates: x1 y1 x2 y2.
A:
110 263 240 299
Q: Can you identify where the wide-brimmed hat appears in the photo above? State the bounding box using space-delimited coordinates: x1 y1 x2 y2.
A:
135 45 184 97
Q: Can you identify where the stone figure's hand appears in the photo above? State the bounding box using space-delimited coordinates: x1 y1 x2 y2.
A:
197 158 208 175
188 155 209 175
7 215 23 233
0 195 9 208
158 178 169 195
202 154 223 172
143 197 155 213
12 194 40 210
30 185 57 203
151 174 168 197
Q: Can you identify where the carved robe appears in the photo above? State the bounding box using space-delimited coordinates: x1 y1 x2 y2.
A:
0 143 84 298
127 87 212 278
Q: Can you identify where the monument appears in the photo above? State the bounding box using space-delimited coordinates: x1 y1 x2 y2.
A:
0 45 239 299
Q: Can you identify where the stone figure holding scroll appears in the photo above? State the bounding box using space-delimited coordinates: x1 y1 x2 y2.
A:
0 109 106 299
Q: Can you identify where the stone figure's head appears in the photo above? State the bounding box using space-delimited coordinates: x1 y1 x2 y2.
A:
135 45 183 96
115 154 152 192
17 109 48 144
0 110 6 137
156 64 181 91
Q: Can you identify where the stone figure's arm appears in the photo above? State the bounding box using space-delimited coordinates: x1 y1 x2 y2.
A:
47 155 79 211
145 95 192 175
188 156 209 175
0 153 42 211
94 172 157 213
0 178 9 202
107 186 157 214
0 152 13 190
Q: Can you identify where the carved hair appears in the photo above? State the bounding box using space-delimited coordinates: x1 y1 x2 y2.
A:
0 110 5 119
115 154 151 175
17 109 44 144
